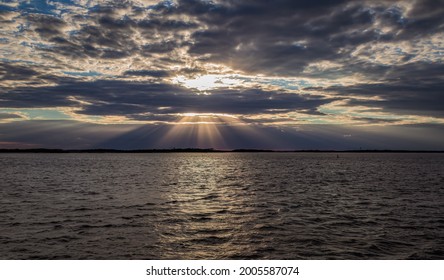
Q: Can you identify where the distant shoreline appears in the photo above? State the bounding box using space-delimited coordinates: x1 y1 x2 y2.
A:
1 148 443 153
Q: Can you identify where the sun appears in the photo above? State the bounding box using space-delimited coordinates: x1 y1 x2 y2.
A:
172 74 241 91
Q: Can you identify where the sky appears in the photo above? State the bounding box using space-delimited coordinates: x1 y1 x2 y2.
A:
1 0 444 150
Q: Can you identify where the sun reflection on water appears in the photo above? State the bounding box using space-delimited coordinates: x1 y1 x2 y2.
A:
154 154 265 259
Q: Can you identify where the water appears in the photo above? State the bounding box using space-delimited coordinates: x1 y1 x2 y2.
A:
1 153 443 259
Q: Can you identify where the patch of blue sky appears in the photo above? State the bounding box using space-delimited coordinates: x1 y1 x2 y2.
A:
63 71 103 77
0 58 38 65
18 0 57 15
319 105 403 121
1 108 70 120
153 0 176 9
50 0 83 16
269 80 299 90
14 23 28 35
88 4 102 12
20 41 53 50
230 76 253 83
0 4 16 12
394 47 405 55
259 78 313 91
51 0 77 6
15 0 79 16
318 107 343 115
147 0 178 13
430 44 444 57
354 113 403 120
296 80 311 87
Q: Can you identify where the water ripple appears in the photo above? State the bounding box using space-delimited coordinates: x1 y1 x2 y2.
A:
1 153 443 259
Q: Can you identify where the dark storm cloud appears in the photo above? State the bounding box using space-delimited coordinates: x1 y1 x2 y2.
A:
0 61 79 88
12 0 443 77
170 0 444 76
15 2 197 61
344 85 444 118
2 0 443 128
68 24 138 59
137 18 198 31
0 62 39 81
318 62 444 117
398 0 444 38
27 13 67 38
0 79 332 120
97 15 135 30
349 117 399 124
140 41 180 54
125 113 178 122
179 0 369 74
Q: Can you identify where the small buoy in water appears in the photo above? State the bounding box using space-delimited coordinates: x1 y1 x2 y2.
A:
336 154 339 158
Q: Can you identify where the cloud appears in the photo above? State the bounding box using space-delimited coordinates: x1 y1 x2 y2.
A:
124 69 171 77
5 0 442 80
0 79 332 121
317 62 444 117
0 62 39 81
1 0 443 147
177 0 444 78
0 112 25 120
27 13 67 38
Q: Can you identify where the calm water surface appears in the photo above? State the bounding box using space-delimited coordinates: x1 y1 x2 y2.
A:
1 153 443 259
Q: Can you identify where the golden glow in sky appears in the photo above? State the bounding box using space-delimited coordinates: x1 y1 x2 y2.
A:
1 0 444 149
172 75 242 91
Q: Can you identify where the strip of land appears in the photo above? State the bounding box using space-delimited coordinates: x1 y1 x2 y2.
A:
0 148 443 153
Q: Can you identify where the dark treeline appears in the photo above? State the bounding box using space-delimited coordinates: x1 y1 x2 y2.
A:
0 148 443 153
0 148 217 153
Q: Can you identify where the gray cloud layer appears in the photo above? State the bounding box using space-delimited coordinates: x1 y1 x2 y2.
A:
1 78 331 121
1 0 444 148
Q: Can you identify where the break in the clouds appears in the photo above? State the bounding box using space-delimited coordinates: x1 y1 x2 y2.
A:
1 0 444 149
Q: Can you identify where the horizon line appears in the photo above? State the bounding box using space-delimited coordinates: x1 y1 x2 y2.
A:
1 148 444 153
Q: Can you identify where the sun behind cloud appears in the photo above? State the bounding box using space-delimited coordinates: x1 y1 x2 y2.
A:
1 0 444 149
172 75 242 91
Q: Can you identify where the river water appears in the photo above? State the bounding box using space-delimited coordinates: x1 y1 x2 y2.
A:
1 153 443 259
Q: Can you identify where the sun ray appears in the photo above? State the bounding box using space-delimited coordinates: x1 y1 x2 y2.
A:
157 113 249 149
